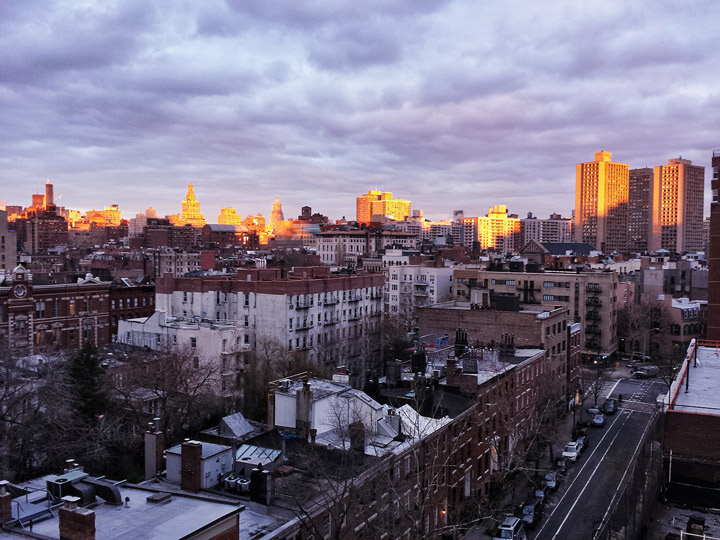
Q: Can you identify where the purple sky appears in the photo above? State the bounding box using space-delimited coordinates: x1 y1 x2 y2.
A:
2 1 719 223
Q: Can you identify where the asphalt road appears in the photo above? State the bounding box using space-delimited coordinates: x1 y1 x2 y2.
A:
531 378 659 540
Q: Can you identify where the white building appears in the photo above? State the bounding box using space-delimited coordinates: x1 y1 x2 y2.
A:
385 265 454 319
117 310 250 401
155 267 385 387
315 230 417 266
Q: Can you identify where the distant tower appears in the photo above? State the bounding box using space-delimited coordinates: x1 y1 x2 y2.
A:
574 150 629 253
44 180 54 209
269 195 284 231
180 183 206 227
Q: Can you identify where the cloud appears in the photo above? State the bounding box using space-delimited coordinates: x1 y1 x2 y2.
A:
1 0 720 222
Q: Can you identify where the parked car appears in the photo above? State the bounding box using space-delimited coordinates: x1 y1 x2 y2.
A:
562 442 580 462
587 406 601 415
494 516 527 540
591 413 606 427
534 486 546 506
520 500 543 530
601 399 617 415
635 365 659 378
576 435 587 454
555 457 567 473
544 472 558 492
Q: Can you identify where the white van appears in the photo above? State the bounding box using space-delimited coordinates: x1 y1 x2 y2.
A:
494 516 527 540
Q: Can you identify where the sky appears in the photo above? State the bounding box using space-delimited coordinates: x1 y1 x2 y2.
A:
2 1 720 223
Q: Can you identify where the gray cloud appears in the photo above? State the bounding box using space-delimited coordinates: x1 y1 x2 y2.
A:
1 0 719 222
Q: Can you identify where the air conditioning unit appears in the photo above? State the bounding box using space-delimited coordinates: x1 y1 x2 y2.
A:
279 379 291 392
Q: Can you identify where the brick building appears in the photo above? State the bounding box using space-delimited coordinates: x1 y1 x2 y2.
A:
0 266 111 355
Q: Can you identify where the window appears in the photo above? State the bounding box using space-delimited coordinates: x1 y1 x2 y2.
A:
193 357 199 369
244 315 249 327
190 337 197 348
323 513 332 538
222 339 227 352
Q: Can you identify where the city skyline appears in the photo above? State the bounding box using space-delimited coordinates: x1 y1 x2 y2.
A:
2 1 719 219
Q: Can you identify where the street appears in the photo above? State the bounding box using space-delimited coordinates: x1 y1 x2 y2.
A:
531 377 661 540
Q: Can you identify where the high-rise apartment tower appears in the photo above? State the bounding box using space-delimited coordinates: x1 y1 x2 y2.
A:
574 151 629 253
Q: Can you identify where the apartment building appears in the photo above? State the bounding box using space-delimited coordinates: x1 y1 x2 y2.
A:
385 265 453 318
315 229 417 265
155 267 385 386
452 266 618 358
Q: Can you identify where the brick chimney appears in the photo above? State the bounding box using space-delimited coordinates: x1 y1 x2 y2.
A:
181 440 203 492
59 496 95 540
0 480 12 523
144 418 164 480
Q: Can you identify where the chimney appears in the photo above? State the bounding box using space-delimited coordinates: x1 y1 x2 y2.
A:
59 496 95 540
296 381 312 441
349 421 365 454
144 418 165 480
181 441 203 492
0 480 12 523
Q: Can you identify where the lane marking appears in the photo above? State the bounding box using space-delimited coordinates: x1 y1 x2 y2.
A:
534 411 632 538
605 380 620 399
550 412 633 540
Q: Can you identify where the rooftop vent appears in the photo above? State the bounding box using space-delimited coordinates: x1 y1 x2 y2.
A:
146 492 172 504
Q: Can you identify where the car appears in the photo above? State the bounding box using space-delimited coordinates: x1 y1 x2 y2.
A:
534 486 546 506
591 413 606 427
576 435 587 454
601 399 617 415
494 516 527 540
555 457 567 473
587 406 601 415
562 442 580 462
626 353 652 367
635 365 659 378
520 501 543 530
544 472 558 492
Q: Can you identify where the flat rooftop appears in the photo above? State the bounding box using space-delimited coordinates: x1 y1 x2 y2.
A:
666 342 720 414
0 476 279 540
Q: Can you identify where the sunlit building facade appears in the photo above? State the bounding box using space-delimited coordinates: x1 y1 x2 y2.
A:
649 158 705 254
356 190 411 224
464 205 522 252
269 195 285 232
180 183 207 227
574 150 629 253
218 207 243 226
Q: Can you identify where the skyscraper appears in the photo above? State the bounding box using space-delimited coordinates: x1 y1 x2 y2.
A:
628 168 652 253
649 158 705 254
269 195 284 231
574 150 629 253
180 184 206 227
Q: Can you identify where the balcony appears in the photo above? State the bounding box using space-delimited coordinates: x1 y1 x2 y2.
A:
586 284 601 293
348 314 362 321
586 339 601 349
295 301 312 310
324 297 339 306
347 295 361 303
586 298 602 306
295 322 313 331
586 326 601 335
413 289 428 297
324 318 340 326
586 311 601 320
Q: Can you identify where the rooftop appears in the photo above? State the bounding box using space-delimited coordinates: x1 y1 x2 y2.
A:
0 476 266 540
664 341 720 414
